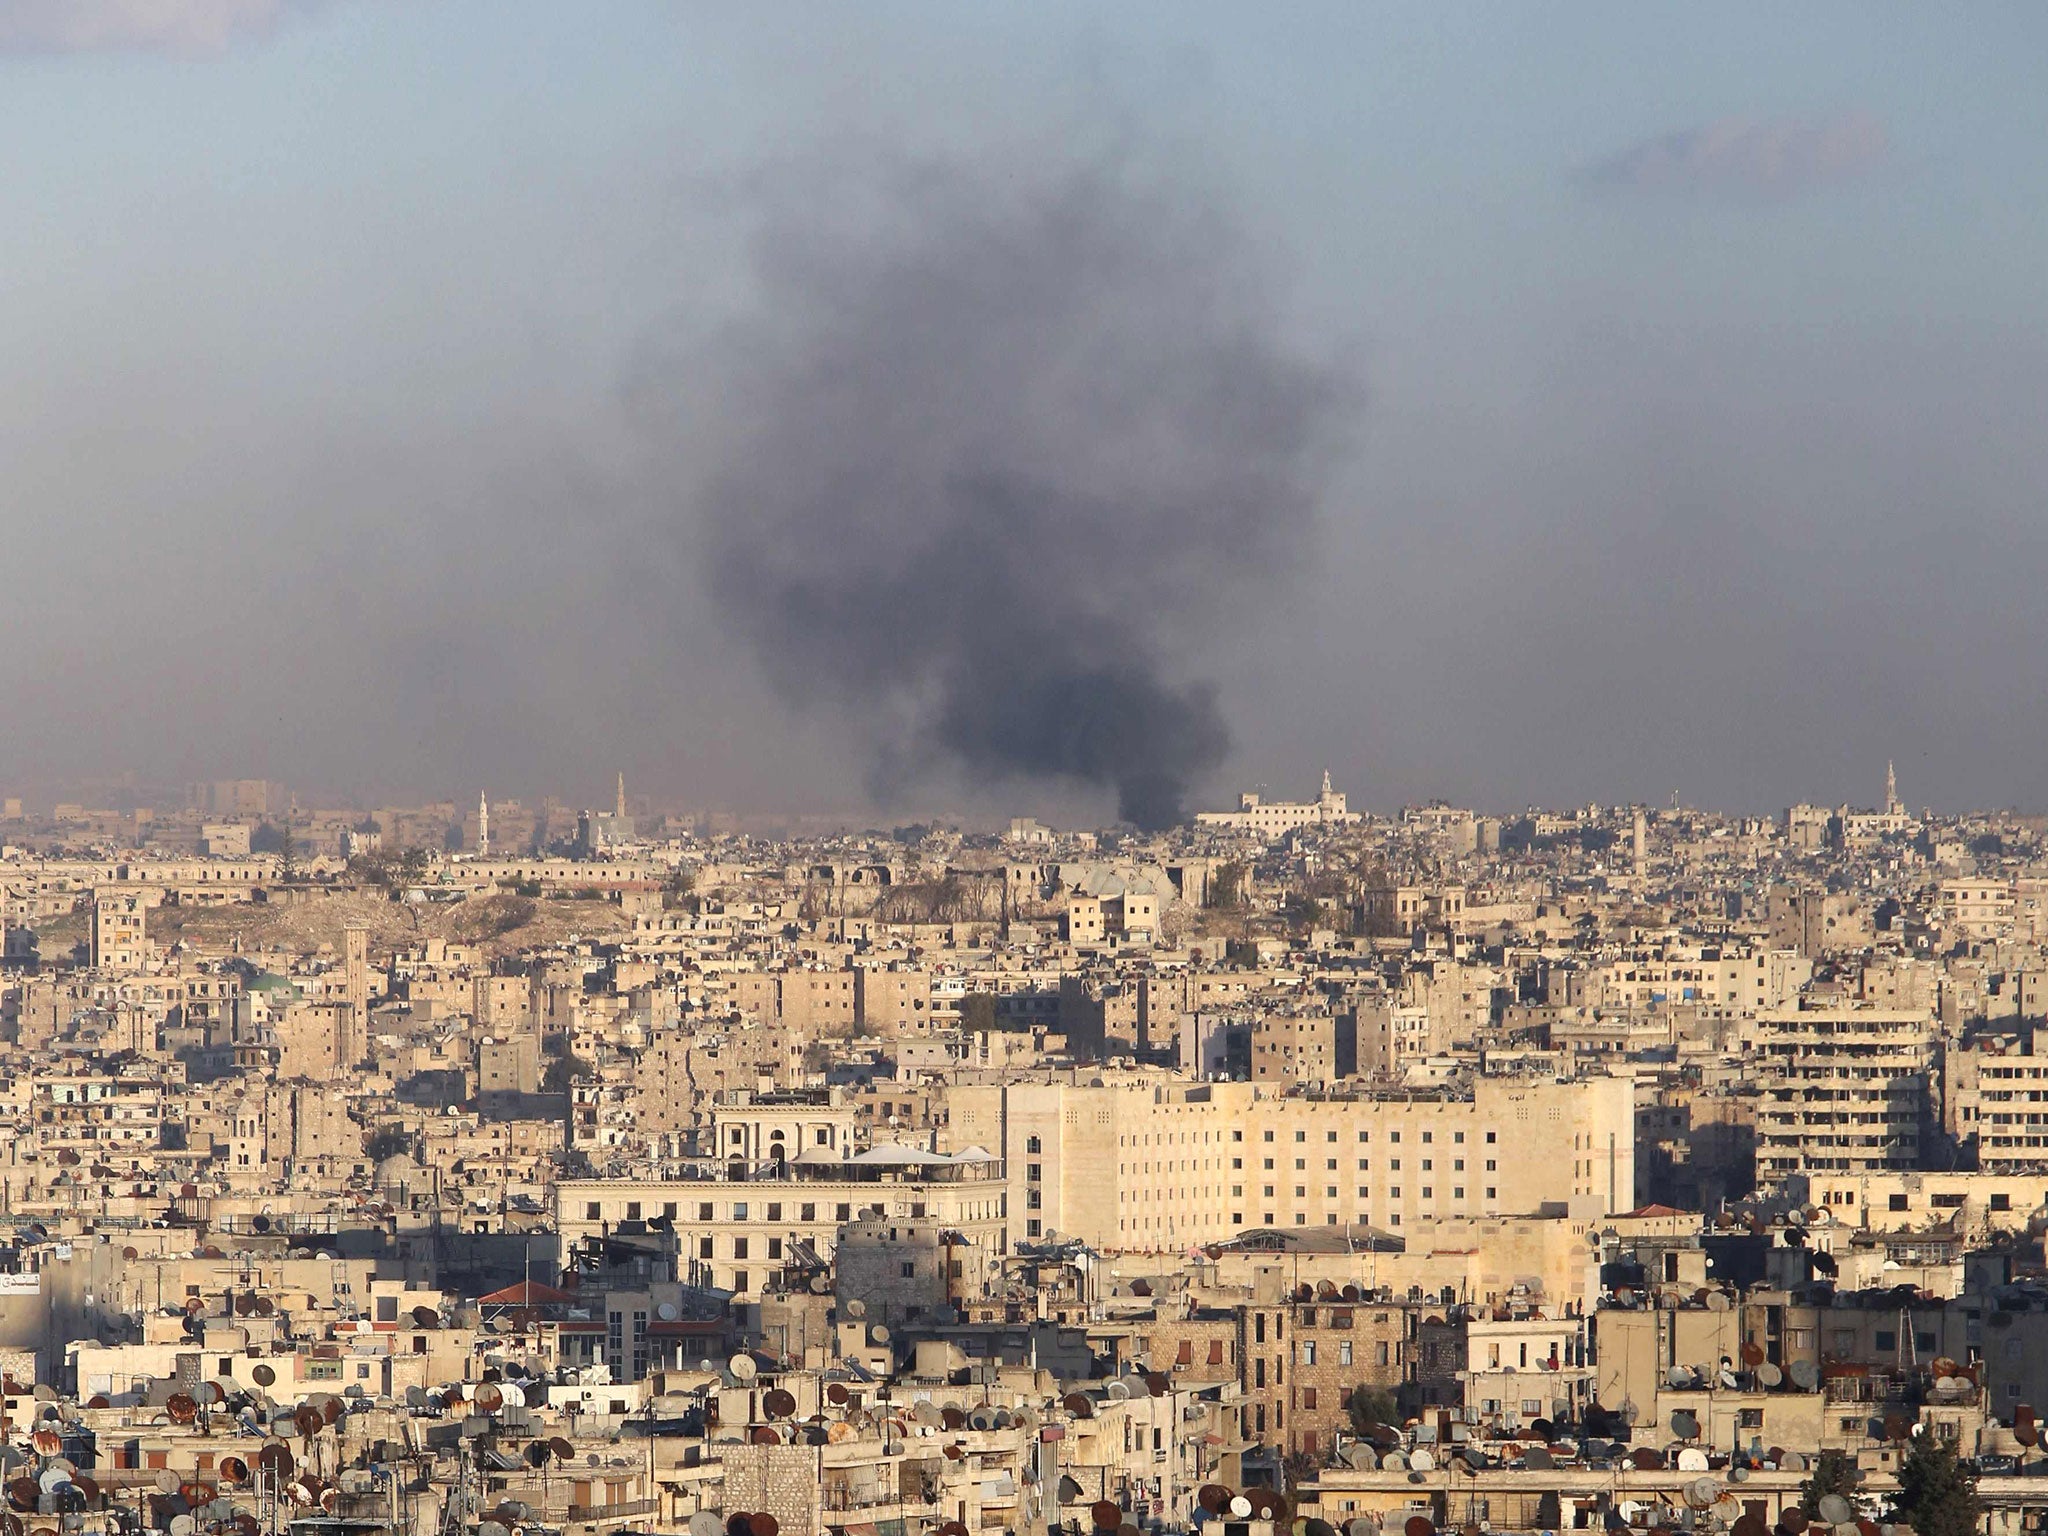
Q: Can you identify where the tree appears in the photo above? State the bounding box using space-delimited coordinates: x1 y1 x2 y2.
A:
1210 862 1246 911
1800 1450 1861 1518
1282 894 1330 935
1346 1384 1398 1438
1892 1433 1979 1536
277 822 299 883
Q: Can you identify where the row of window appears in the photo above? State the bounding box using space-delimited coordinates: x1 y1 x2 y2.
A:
1115 1128 1501 1147
590 1199 855 1222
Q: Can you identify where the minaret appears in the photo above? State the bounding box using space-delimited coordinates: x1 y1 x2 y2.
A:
477 791 490 856
616 772 626 821
1885 760 1900 816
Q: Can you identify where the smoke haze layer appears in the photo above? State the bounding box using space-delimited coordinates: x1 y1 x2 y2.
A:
693 157 1345 828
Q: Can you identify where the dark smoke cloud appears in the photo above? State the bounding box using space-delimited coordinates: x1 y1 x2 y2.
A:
690 157 1346 828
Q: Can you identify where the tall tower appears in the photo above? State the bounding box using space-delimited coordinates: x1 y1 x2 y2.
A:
1885 760 1901 816
615 772 627 821
1633 808 1648 874
342 924 369 1067
477 792 490 856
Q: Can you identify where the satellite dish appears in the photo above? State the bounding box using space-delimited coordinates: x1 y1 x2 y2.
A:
1410 1449 1435 1472
1817 1496 1855 1526
843 1298 866 1319
728 1354 758 1381
690 1515 724 1536
1758 1362 1783 1388
1789 1359 1820 1391
1229 1498 1254 1519
657 1303 679 1322
868 1325 890 1345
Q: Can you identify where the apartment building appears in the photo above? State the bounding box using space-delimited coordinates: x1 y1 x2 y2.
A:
1941 879 2016 940
557 1095 1007 1299
1951 1032 2048 1172
1746 1008 1934 1187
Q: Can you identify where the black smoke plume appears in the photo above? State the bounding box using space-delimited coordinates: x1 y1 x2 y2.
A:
698 155 1344 828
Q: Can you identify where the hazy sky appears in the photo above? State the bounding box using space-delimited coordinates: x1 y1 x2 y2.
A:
3 2 2046 821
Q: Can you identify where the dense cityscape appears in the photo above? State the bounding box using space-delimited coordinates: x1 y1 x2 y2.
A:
0 768 2041 1536
7 7 2043 1536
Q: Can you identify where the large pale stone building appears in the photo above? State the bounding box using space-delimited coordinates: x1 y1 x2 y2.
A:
946 1071 1636 1253
1195 772 1355 836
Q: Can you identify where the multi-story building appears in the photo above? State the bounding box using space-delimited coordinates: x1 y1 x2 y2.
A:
1941 879 2016 940
557 1095 1007 1299
1747 1008 1934 1187
89 888 149 975
1194 773 1355 836
947 1072 1635 1253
